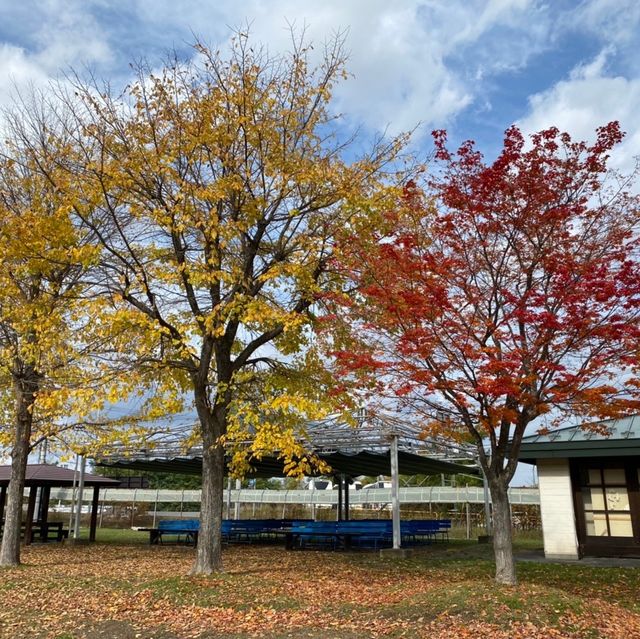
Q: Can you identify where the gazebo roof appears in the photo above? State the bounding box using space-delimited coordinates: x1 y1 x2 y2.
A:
519 414 640 463
0 464 120 487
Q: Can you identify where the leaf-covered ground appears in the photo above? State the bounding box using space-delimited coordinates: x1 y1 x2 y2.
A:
1 534 639 639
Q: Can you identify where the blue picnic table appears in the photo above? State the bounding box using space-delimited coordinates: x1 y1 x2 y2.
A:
138 518 451 550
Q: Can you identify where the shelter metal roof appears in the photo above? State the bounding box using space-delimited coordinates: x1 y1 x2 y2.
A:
0 464 119 487
519 414 640 463
101 449 475 478
98 413 478 478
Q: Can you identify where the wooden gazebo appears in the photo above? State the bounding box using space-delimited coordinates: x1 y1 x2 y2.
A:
0 464 119 543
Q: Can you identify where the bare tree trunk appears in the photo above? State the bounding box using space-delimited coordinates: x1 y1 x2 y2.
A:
488 477 516 586
0 380 35 567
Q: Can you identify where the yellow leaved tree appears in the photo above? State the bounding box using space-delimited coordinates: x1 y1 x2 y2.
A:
66 33 407 574
0 119 109 566
0 106 173 567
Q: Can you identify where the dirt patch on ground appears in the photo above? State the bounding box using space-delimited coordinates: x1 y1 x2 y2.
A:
72 620 181 639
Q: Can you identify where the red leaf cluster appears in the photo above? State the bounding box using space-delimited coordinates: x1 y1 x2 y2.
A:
328 121 640 478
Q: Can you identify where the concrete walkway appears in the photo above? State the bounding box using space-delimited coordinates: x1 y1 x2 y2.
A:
517 549 640 568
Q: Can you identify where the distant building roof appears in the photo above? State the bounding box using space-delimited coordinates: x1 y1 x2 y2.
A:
0 464 120 487
519 415 640 463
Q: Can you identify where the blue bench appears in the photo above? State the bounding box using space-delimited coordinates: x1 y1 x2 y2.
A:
142 518 311 546
436 519 451 541
288 520 392 550
288 521 341 550
140 518 451 549
142 519 200 545
288 519 452 551
401 519 451 544
222 519 306 544
337 520 392 550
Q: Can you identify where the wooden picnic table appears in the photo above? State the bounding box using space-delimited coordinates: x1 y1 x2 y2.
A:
30 521 68 543
0 519 68 543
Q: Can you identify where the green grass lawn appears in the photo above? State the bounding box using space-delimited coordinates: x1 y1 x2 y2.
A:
0 529 637 639
93 526 153 544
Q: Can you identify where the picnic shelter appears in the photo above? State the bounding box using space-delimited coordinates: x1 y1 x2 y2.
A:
0 464 119 544
99 414 478 550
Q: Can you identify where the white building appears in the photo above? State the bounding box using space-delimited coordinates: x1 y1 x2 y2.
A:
519 415 640 559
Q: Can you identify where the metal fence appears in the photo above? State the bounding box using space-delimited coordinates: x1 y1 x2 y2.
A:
49 485 539 506
45 486 540 535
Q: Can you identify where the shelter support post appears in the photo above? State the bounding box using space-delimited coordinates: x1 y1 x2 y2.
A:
311 484 316 521
152 489 159 528
73 456 86 540
482 470 492 535
89 486 100 542
390 434 401 549
336 475 343 522
234 479 241 520
24 486 37 546
38 486 51 542
0 485 7 522
68 454 79 533
130 489 137 528
344 475 350 521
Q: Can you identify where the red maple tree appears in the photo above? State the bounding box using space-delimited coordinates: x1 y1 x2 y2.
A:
329 122 640 584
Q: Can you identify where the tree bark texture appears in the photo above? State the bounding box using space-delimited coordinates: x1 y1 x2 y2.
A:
488 478 517 586
0 377 36 567
191 433 224 575
190 381 225 575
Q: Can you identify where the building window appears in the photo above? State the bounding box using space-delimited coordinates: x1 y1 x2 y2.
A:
582 467 633 537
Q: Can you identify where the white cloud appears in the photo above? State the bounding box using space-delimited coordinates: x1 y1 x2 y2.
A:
30 0 113 73
0 44 51 108
570 0 640 46
569 45 614 81
126 1 469 134
10 0 636 151
518 48 640 173
0 1 113 110
120 0 554 134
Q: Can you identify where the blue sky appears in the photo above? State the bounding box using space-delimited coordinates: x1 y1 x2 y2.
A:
2 1 639 482
0 0 639 169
